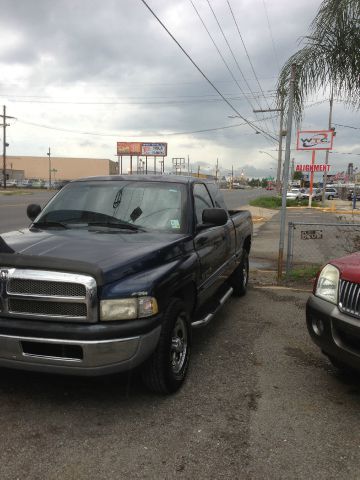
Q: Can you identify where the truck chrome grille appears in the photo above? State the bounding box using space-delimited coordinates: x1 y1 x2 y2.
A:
339 279 360 318
8 279 86 297
0 268 97 323
8 299 87 317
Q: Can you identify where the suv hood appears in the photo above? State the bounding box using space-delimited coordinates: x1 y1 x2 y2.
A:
331 253 360 283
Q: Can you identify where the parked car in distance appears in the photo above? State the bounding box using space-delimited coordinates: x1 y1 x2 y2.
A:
0 179 17 187
307 253 360 374
18 179 33 188
286 188 302 200
347 190 360 201
324 187 338 200
301 188 322 201
53 180 70 190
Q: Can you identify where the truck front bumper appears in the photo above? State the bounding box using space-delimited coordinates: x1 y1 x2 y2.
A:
0 323 162 376
306 294 360 371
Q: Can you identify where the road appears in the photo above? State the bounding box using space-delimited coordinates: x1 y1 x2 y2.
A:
0 191 55 234
1 188 359 479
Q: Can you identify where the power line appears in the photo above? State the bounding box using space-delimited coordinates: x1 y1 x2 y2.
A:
227 0 277 133
17 113 279 138
139 0 277 143
262 0 280 71
0 90 277 100
333 122 360 130
1 94 276 106
204 0 276 138
189 0 255 113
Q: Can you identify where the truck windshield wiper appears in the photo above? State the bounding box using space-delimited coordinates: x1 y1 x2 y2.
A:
32 221 69 229
88 221 146 232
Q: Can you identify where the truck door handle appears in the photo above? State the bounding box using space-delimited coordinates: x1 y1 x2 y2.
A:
196 237 207 246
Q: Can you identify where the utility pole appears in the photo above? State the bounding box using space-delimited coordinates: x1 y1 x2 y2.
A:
1 106 15 190
47 147 51 189
215 158 219 181
322 90 334 206
278 63 296 281
254 99 285 193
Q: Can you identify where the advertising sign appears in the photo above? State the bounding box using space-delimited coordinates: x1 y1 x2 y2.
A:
295 164 331 172
117 142 142 155
141 143 167 157
296 130 334 150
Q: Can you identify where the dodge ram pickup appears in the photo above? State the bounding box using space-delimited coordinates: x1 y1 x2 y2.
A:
0 175 252 393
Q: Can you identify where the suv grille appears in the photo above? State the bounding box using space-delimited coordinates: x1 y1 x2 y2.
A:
339 279 360 318
0 268 97 323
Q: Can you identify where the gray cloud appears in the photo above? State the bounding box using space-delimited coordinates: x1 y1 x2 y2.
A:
0 0 358 177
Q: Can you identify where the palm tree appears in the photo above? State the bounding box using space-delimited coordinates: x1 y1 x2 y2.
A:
277 0 360 121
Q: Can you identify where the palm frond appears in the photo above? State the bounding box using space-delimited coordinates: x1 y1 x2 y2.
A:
277 0 360 122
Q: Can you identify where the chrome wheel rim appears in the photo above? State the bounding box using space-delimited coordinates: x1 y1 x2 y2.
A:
242 258 248 287
170 314 188 375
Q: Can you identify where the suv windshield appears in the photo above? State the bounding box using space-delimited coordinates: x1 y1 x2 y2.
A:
37 180 187 233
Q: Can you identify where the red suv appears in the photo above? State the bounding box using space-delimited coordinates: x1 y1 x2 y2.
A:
307 253 360 373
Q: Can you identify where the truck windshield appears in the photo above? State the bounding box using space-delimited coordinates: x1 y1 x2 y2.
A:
38 180 187 233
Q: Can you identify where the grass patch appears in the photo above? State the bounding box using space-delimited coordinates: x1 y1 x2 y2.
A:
288 265 320 281
249 196 321 209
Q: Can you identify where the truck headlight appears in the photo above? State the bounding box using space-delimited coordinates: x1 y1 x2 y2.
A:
315 264 339 304
100 297 158 321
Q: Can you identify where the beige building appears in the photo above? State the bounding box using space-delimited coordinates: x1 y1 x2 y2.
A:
7 156 117 181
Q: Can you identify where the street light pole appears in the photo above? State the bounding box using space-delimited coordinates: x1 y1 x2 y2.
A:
47 147 51 189
278 63 296 281
1 106 15 190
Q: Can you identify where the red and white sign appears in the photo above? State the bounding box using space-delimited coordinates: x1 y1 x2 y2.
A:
296 164 331 172
297 130 334 150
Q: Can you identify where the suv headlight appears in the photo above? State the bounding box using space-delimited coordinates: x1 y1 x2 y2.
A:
100 297 158 321
314 264 340 304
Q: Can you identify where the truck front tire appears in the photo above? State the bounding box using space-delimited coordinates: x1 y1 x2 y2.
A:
141 298 191 394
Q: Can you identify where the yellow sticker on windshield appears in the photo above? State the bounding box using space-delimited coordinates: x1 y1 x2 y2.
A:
170 220 180 229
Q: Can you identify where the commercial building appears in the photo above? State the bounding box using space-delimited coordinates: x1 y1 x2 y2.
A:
5 156 117 181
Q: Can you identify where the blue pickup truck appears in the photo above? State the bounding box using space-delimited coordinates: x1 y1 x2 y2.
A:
0 175 252 394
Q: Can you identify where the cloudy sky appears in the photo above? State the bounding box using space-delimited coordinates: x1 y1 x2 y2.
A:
0 0 359 179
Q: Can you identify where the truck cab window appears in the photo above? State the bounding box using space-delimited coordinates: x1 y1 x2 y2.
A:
193 183 213 224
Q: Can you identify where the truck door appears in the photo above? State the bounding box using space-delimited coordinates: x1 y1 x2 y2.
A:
193 183 233 303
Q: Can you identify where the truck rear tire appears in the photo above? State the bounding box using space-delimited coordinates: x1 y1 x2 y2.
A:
141 298 191 394
230 250 249 297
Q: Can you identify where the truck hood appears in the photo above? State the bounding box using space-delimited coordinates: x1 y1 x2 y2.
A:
330 252 360 283
0 228 191 285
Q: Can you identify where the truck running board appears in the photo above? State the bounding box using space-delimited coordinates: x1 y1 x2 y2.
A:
191 286 233 328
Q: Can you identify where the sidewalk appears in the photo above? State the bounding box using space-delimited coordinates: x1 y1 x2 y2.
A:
244 199 358 286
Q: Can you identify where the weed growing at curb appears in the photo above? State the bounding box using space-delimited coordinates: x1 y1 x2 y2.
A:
249 196 321 209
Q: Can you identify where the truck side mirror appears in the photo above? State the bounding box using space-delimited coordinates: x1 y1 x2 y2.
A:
27 204 42 221
202 208 228 226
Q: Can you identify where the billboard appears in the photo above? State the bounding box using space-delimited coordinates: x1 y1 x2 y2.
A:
296 130 334 150
117 142 142 155
141 143 167 156
117 142 167 157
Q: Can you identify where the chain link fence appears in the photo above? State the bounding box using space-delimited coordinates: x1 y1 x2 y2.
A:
286 221 360 274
